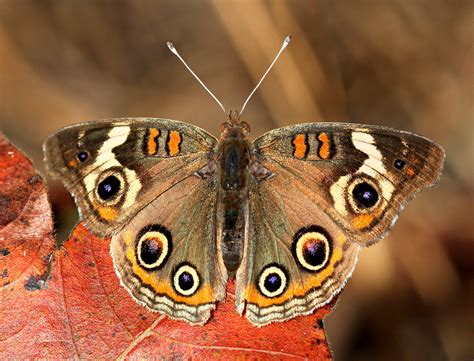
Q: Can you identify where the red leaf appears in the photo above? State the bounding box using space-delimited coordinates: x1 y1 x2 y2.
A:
0 134 333 360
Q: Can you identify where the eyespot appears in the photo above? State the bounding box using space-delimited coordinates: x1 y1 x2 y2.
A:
77 151 89 162
394 159 405 170
292 226 332 272
135 225 172 270
172 263 200 296
94 168 127 206
352 181 379 208
345 176 383 215
97 175 121 200
257 264 288 298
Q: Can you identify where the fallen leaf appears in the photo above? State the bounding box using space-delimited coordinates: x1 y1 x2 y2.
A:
0 133 333 360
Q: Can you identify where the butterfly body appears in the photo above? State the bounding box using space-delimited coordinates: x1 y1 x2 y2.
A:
44 115 444 326
217 111 251 274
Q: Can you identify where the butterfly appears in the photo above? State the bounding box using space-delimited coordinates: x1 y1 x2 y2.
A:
43 37 445 326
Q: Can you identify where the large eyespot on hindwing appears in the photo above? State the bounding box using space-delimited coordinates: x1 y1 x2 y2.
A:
135 225 172 270
257 264 289 298
94 167 127 206
172 263 201 297
292 226 332 272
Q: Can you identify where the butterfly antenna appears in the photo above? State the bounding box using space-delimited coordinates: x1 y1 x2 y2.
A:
239 35 292 116
167 41 227 114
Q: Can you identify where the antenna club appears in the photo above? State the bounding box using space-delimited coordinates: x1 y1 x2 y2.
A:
167 42 178 54
284 35 292 44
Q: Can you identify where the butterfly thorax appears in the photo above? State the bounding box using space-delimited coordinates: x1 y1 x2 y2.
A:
217 111 251 275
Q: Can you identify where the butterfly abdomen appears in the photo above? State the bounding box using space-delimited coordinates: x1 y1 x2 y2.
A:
218 126 250 274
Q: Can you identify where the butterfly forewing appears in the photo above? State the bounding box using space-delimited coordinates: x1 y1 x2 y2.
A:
44 118 217 237
253 123 445 246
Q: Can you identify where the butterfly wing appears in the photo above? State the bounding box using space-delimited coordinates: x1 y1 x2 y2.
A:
44 118 226 324
236 177 360 326
44 118 215 237
253 123 444 245
236 123 444 325
110 174 226 324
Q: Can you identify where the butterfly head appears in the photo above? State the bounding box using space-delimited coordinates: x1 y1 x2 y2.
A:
220 109 250 139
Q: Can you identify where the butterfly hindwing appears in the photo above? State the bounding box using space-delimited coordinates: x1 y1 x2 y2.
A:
236 174 360 326
110 174 227 324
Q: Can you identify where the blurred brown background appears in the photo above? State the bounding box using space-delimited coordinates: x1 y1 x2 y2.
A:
0 1 472 360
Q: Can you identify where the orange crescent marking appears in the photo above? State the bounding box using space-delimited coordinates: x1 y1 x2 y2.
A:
147 128 160 155
97 206 118 221
317 132 331 159
292 134 308 159
167 131 182 156
68 160 78 168
124 233 214 305
352 214 374 229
